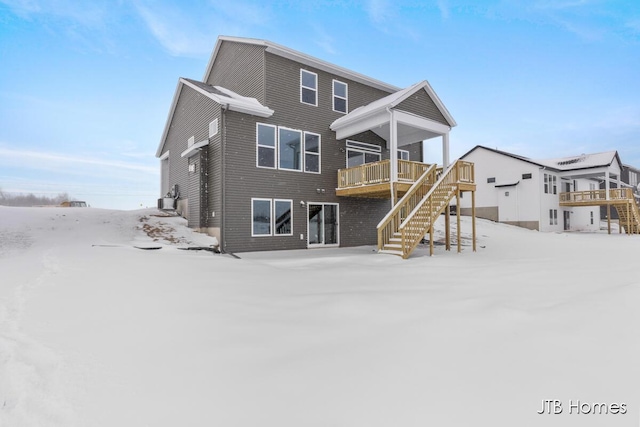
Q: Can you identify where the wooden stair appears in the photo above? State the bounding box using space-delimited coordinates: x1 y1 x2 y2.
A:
377 159 475 259
613 196 640 234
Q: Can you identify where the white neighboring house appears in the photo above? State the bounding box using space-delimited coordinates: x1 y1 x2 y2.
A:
458 146 623 232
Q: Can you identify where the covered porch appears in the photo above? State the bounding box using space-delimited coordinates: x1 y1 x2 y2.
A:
330 81 458 204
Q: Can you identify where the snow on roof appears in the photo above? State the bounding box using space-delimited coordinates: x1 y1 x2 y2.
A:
535 151 618 171
181 78 274 118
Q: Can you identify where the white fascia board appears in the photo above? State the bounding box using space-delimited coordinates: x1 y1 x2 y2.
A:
394 110 451 134
333 109 390 140
156 81 184 158
181 140 209 158
159 150 170 160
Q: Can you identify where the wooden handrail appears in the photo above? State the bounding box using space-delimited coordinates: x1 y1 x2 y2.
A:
559 188 632 203
376 159 476 258
338 160 431 188
376 164 438 250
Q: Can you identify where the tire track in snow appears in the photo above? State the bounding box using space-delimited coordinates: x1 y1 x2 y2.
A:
0 250 78 427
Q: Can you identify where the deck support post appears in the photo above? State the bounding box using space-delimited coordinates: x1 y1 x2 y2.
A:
607 204 611 234
429 226 434 256
456 188 461 253
445 204 451 251
472 190 477 252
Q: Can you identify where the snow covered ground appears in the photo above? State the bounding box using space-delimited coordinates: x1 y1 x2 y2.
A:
0 206 638 427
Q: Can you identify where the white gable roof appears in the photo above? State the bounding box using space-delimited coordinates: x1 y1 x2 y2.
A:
331 80 456 131
536 151 620 171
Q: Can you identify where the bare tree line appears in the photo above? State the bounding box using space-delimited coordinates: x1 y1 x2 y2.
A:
0 187 70 207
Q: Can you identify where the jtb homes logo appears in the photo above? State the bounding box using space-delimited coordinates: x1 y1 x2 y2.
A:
537 399 627 415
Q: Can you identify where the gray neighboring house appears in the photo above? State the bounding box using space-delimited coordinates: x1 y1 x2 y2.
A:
156 36 462 254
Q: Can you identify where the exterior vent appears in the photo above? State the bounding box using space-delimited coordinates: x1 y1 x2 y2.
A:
209 119 219 137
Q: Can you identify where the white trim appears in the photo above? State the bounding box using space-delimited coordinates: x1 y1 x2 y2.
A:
188 136 195 147
278 126 303 172
273 199 293 236
180 140 209 158
398 149 410 161
209 119 219 137
345 140 382 168
346 140 381 152
256 123 277 169
332 79 348 114
251 198 272 237
159 150 170 160
307 202 340 248
300 69 318 107
181 78 274 117
304 131 321 174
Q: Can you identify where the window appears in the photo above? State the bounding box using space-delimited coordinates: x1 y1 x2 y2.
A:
257 123 276 168
252 198 272 236
487 177 496 183
209 119 218 138
522 173 532 179
398 149 410 161
549 209 558 225
590 211 594 225
304 132 321 173
505 191 509 197
544 174 557 194
333 80 347 113
300 70 317 106
279 127 302 171
257 123 321 173
346 140 381 167
629 171 638 187
251 198 292 237
274 200 293 235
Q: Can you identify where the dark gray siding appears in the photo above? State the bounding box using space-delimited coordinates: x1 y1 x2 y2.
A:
206 107 223 230
206 41 266 104
162 84 220 227
187 155 201 227
396 88 449 126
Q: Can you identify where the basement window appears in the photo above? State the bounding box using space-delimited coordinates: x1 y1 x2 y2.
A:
522 173 532 179
487 177 496 183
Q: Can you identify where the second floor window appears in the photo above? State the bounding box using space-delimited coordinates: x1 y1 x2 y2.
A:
333 80 347 113
257 123 321 174
301 70 317 106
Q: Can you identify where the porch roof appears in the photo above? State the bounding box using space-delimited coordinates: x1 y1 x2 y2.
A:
329 81 456 145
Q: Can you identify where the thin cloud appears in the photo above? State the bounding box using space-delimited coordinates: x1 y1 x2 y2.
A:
0 148 158 175
312 25 338 55
437 0 450 20
364 0 421 40
0 0 110 28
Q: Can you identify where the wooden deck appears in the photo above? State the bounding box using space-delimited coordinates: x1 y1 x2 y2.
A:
336 160 434 198
560 188 640 234
559 188 635 206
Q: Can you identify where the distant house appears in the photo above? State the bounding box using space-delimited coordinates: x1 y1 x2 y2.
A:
155 36 476 257
459 145 639 234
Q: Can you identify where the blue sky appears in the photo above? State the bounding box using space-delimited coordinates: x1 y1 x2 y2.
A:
1 0 638 209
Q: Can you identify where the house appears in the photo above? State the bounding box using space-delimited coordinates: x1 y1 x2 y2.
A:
459 145 640 234
156 36 476 257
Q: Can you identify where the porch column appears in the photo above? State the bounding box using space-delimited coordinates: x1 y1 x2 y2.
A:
442 133 450 168
389 109 398 206
605 173 611 234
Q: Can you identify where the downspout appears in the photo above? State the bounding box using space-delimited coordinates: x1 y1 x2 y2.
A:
221 103 228 254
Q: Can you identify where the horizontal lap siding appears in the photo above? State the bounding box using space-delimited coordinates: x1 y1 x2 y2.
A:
221 53 398 252
163 84 220 228
187 155 200 228
206 41 265 104
207 108 222 229
396 88 449 126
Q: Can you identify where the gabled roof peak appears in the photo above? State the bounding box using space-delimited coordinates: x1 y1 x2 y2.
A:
203 35 401 94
